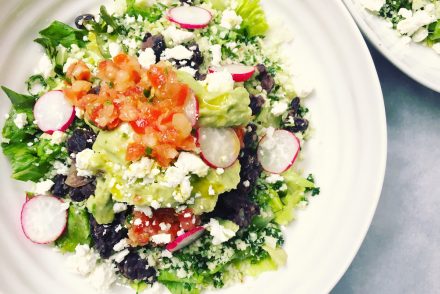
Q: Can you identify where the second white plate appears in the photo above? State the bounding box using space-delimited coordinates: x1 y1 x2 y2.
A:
343 0 440 93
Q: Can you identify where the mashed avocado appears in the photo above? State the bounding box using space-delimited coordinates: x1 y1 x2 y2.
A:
177 71 252 128
86 124 241 223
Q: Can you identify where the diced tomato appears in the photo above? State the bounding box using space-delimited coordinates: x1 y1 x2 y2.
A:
147 65 168 89
67 60 91 81
130 118 149 134
177 209 199 231
126 143 146 162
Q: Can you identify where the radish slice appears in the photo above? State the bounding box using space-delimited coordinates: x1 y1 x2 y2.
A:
166 226 205 252
184 94 199 126
257 129 300 174
210 64 256 82
167 6 212 29
198 127 241 168
34 90 75 134
21 195 68 244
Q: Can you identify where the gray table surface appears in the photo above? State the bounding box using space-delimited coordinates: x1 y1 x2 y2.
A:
332 44 440 294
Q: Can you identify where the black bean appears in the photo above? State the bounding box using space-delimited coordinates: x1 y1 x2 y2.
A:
141 34 166 62
52 175 70 197
90 211 129 259
286 117 309 133
69 181 96 202
173 44 204 70
290 97 300 113
260 74 275 93
88 86 101 95
249 95 265 115
256 64 267 75
195 72 207 81
66 128 97 154
75 14 95 30
117 252 157 283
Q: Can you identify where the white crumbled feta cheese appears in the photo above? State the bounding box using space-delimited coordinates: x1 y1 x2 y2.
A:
176 268 187 279
75 107 84 119
134 206 153 217
161 250 173 258
87 261 118 291
433 43 440 54
36 54 54 78
175 152 210 177
53 161 69 175
159 222 171 231
111 249 130 263
34 179 54 194
210 44 222 66
151 200 161 209
412 27 429 42
134 218 142 226
13 113 27 129
106 0 127 16
271 101 288 116
179 176 193 199
206 218 236 245
293 75 314 98
220 10 243 30
360 0 385 12
113 238 129 252
398 8 413 19
208 185 215 196
76 148 95 177
396 8 436 36
123 157 153 180
67 244 100 276
108 42 122 58
163 26 195 45
151 233 172 244
164 166 187 188
179 66 197 77
265 236 278 249
63 57 78 73
266 174 284 184
138 48 157 69
243 180 250 187
113 202 128 213
162 45 193 60
235 240 248 251
205 71 234 94
216 168 224 175
51 131 67 144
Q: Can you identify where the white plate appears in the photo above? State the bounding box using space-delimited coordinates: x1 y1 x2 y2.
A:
343 0 440 93
0 0 387 293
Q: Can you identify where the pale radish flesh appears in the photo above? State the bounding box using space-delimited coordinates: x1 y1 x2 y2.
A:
167 6 212 29
21 195 68 244
198 127 241 168
210 64 256 82
34 90 75 134
257 129 301 174
184 93 199 126
166 226 205 252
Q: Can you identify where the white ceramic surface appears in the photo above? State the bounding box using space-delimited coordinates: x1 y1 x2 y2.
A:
0 0 387 293
343 0 440 93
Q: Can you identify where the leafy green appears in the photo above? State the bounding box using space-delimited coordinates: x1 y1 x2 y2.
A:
55 204 91 252
126 0 166 22
1 86 36 108
161 281 200 294
26 75 48 96
37 20 87 50
235 0 269 37
428 21 440 41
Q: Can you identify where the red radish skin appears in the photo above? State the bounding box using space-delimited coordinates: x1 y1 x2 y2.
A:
167 6 212 29
166 226 205 252
209 64 256 82
197 128 241 169
257 129 301 174
33 90 75 134
184 94 199 126
20 195 68 244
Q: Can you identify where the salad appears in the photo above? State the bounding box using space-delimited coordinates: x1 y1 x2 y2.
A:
0 0 319 293
361 0 440 53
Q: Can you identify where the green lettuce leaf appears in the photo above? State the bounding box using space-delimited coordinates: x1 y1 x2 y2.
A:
126 0 166 22
161 281 200 294
55 204 91 252
235 0 269 37
38 20 87 49
1 86 36 108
